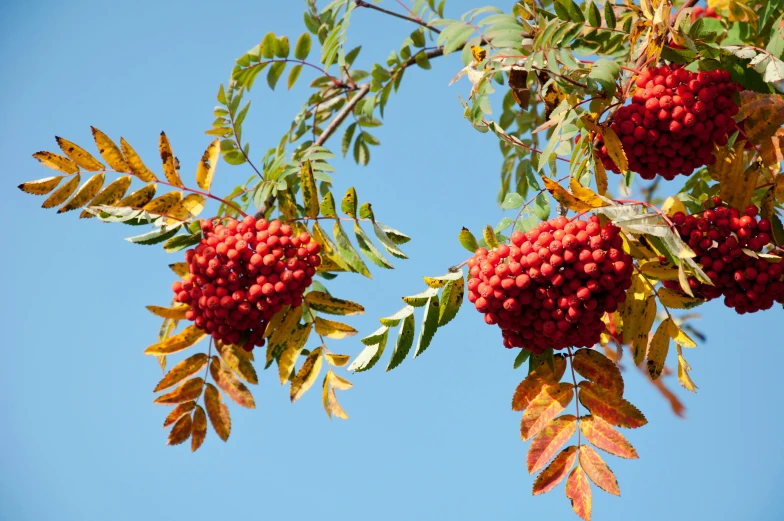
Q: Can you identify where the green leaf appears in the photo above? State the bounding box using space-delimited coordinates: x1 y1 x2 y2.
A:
163 232 202 253
342 123 357 158
348 328 388 372
501 192 524 209
354 222 394 269
438 275 464 327
380 305 415 327
267 62 286 90
334 221 371 277
126 225 181 246
359 202 374 220
415 51 432 69
604 1 616 29
374 223 407 259
513 348 531 369
458 227 479 252
377 223 410 244
533 192 550 220
276 36 290 58
402 287 438 307
387 312 415 371
495 217 514 233
287 65 302 90
341 187 357 217
413 295 440 358
294 33 312 60
586 1 601 28
588 59 620 97
301 160 319 218
261 32 277 59
320 191 337 218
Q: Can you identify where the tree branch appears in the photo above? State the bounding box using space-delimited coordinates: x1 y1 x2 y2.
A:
355 0 441 34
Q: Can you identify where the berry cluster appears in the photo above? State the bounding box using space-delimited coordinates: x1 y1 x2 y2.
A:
467 216 635 353
595 64 742 181
171 216 321 350
662 198 784 313
691 6 720 22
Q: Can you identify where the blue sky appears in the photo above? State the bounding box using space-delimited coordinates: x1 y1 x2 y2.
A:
1 1 782 520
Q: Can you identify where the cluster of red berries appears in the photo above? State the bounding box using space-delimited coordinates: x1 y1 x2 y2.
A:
691 6 720 22
662 198 784 314
595 64 742 181
467 216 635 353
171 216 321 350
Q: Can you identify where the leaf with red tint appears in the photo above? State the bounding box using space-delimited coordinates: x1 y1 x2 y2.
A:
572 349 623 396
578 381 647 429
154 378 204 405
204 383 231 442
162 401 196 427
511 354 566 411
565 465 592 521
578 445 620 496
167 413 192 446
191 406 207 452
532 445 578 495
527 414 577 474
580 415 638 459
210 358 255 409
521 383 575 441
154 353 209 392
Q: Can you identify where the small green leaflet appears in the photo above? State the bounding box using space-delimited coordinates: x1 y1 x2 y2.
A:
126 225 182 246
386 312 415 371
414 295 440 358
459 227 479 252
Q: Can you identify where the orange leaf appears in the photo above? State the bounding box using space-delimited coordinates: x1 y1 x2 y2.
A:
144 324 206 356
578 445 620 496
210 357 255 408
532 446 578 495
162 401 196 427
167 412 192 445
154 378 204 405
521 383 575 441
512 354 566 411
527 414 577 474
204 383 231 441
572 349 623 397
580 415 638 459
191 405 207 452
565 465 592 521
542 177 593 212
578 381 647 428
154 353 209 392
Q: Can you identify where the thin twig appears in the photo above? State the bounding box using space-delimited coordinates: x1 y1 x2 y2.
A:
355 0 441 33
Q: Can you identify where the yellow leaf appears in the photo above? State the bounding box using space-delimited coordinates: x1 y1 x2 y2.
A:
305 292 364 315
314 317 358 339
593 151 608 196
660 196 687 216
580 114 602 134
167 413 192 445
580 415 638 459
565 466 592 521
579 444 620 496
56 136 104 171
322 375 331 419
41 174 80 209
120 138 158 182
602 127 628 173
543 83 567 120
210 357 255 408
163 401 196 427
80 176 132 218
169 193 206 222
118 184 157 208
667 320 697 348
512 354 567 411
191 405 207 452
656 287 705 309
169 262 190 279
32 151 79 175
569 178 608 208
290 346 323 402
204 382 231 441
143 191 182 215
275 324 310 383
327 386 349 419
154 377 204 405
146 304 189 320
620 273 652 344
215 341 258 384
144 324 206 356
631 296 657 366
195 139 220 191
638 260 678 280
159 131 183 187
154 353 209 392
572 349 623 397
520 383 575 441
57 172 105 213
471 45 486 63
91 127 129 172
325 353 351 366
542 176 592 212
720 146 759 211
676 344 698 392
646 319 671 380
527 415 577 474
18 176 63 196
301 160 319 218
327 369 353 390
268 305 304 356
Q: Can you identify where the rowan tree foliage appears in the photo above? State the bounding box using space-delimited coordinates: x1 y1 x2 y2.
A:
17 0 784 519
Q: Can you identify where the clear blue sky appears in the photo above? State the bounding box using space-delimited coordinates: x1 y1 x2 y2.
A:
1 1 781 520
